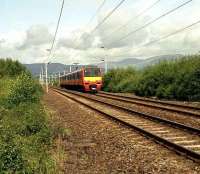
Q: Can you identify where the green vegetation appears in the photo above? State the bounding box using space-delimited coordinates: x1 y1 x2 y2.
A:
0 59 28 78
0 59 54 173
103 55 200 101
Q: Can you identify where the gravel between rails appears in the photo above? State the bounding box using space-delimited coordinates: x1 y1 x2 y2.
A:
44 90 200 174
100 91 200 108
97 93 200 116
81 93 200 130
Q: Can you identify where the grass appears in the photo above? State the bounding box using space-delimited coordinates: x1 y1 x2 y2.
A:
0 63 55 173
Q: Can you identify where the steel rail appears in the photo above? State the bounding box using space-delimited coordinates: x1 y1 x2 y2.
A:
99 91 200 113
55 88 200 135
52 88 200 162
96 93 200 118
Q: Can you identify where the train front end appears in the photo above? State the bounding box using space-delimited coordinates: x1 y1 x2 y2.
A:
83 67 102 92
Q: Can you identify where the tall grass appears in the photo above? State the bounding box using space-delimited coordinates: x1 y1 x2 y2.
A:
0 59 54 173
103 55 200 101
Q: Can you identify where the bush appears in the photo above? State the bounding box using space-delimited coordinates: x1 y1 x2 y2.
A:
0 58 28 78
103 55 200 101
6 73 43 107
0 102 53 173
0 141 24 172
103 67 137 92
0 59 54 173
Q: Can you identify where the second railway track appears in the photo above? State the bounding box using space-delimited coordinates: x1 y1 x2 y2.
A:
97 91 200 118
52 88 200 162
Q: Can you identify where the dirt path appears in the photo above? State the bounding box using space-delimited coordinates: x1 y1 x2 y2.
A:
43 90 200 174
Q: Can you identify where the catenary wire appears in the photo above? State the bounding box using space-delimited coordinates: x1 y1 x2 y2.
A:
86 0 107 26
48 0 65 60
110 18 200 57
90 0 127 34
71 0 108 50
143 19 200 46
108 0 192 46
103 0 161 40
73 0 127 58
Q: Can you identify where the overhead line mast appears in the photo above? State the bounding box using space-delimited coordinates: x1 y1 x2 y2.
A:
44 0 65 93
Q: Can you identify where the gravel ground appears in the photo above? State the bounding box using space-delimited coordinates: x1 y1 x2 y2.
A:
101 92 200 108
83 93 200 129
44 90 200 174
97 93 200 115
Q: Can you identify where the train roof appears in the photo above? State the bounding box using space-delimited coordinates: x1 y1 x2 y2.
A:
60 66 100 77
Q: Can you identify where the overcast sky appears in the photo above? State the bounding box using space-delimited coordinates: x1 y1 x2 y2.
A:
0 0 200 64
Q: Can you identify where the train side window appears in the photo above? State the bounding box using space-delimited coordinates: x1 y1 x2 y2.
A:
75 73 77 79
77 72 79 79
79 72 81 79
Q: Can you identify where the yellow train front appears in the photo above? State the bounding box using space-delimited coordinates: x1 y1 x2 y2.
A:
60 67 102 92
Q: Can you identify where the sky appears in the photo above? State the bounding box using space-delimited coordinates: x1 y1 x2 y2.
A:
0 0 200 64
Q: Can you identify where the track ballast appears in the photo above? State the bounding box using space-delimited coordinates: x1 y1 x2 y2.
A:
53 88 200 162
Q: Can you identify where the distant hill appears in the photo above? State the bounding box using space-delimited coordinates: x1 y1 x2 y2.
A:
133 54 183 69
24 63 95 76
96 58 144 69
25 54 184 76
24 63 66 76
97 54 183 69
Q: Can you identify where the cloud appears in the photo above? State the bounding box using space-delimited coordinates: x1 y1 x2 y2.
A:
57 29 96 50
17 25 53 50
0 39 5 45
0 0 200 64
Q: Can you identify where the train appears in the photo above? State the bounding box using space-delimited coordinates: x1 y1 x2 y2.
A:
60 66 103 92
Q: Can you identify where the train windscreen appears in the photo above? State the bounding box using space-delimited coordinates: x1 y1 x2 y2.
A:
84 68 101 77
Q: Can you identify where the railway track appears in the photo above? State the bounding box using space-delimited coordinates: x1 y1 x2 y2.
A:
98 91 200 118
52 88 200 162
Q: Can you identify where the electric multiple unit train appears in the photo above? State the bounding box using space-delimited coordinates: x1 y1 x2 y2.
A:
60 67 102 92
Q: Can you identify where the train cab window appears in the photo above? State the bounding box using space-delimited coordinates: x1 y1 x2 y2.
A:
84 68 101 77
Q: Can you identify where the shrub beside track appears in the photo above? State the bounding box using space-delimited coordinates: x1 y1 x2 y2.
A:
103 55 200 101
0 59 54 173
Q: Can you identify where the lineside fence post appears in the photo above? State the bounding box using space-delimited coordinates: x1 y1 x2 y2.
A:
59 72 60 86
45 63 48 93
